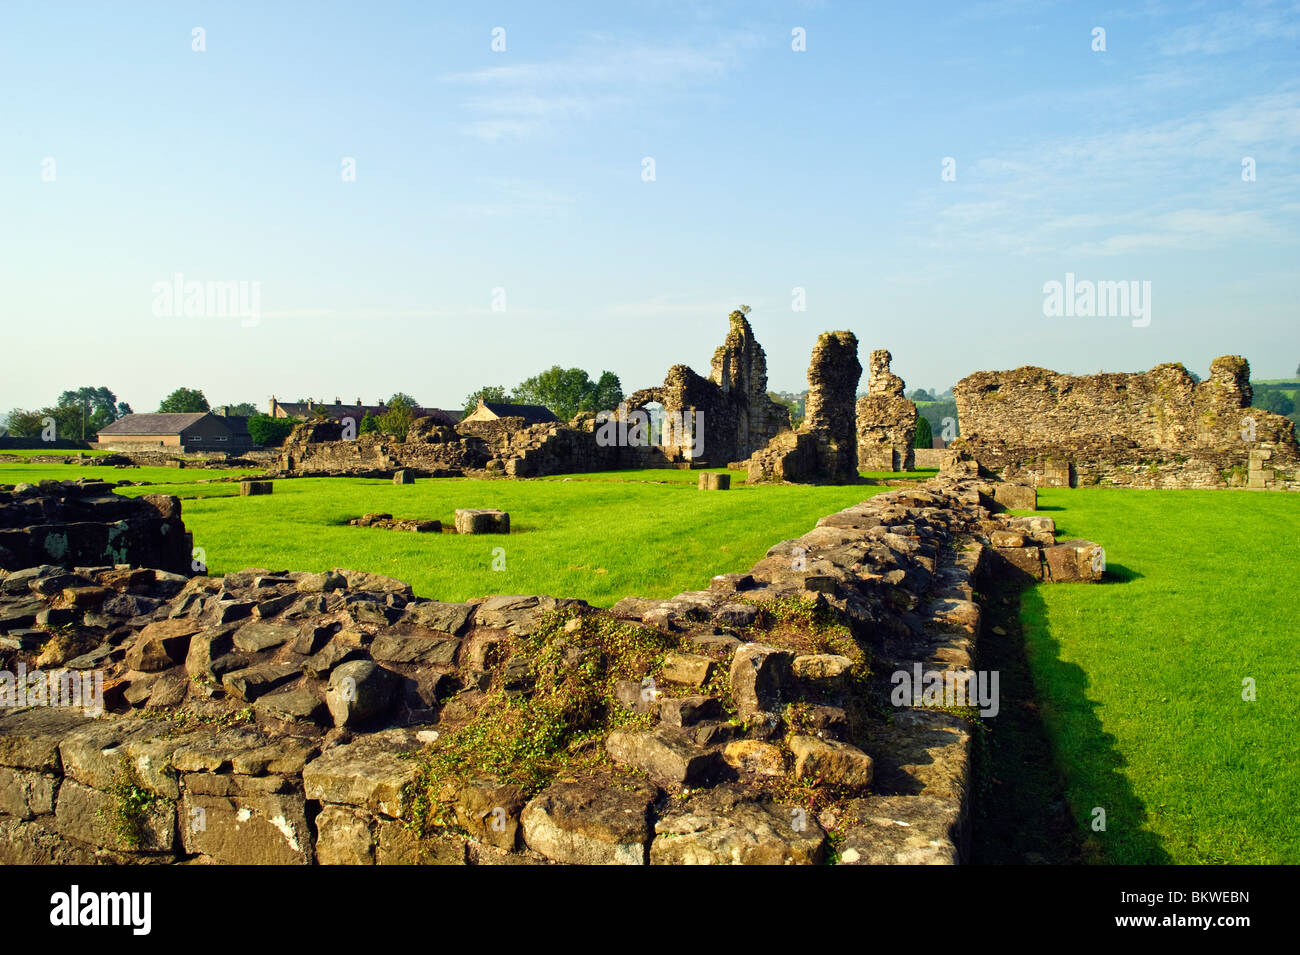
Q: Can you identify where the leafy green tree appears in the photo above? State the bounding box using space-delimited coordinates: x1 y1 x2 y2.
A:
359 413 379 435
375 396 415 441
220 402 259 417
909 388 935 403
914 415 933 448
158 388 210 414
247 414 296 446
1254 389 1295 416
513 366 597 421
464 385 510 414
588 371 624 412
57 387 128 434
5 403 84 441
5 409 46 439
514 366 632 421
388 392 419 409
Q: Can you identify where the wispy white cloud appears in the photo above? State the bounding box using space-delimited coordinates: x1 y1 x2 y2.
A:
442 33 763 140
1156 2 1300 55
916 86 1300 257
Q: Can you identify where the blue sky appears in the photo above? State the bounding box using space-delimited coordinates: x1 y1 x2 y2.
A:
2 0 1298 414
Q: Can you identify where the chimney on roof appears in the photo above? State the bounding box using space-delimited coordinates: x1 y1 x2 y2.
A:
307 398 314 410
270 397 278 418
335 397 341 405
356 397 362 407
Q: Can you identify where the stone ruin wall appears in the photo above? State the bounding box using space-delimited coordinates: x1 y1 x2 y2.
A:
0 476 1102 865
857 349 918 473
0 481 191 575
949 356 1300 490
745 331 861 484
616 311 791 467
278 311 792 479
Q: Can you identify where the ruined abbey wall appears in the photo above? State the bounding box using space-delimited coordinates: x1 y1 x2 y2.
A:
746 331 861 484
278 311 791 479
950 356 1300 489
857 350 918 472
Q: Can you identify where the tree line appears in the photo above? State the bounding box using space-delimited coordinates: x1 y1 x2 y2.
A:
464 367 625 423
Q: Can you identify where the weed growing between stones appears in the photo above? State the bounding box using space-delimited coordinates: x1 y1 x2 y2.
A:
740 596 864 665
132 704 255 736
403 609 701 837
99 756 169 850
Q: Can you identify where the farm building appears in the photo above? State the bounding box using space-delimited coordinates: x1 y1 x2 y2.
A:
95 412 255 452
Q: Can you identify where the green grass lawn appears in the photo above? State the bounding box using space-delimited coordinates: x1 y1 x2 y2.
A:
107 473 889 606
1018 487 1300 864
0 462 265 485
536 467 939 484
0 448 115 459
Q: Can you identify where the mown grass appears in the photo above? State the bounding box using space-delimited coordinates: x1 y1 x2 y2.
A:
0 448 115 459
0 463 265 485
537 467 938 484
92 471 890 605
1017 487 1300 864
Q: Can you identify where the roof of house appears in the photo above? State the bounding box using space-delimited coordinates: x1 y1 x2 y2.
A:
481 402 559 424
97 413 210 435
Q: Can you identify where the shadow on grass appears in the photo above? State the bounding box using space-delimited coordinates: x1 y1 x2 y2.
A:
1100 562 1142 584
971 575 1170 864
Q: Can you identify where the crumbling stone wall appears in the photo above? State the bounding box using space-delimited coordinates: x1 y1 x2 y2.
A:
709 311 792 459
279 417 492 477
950 356 1300 489
278 312 791 478
746 331 862 483
0 475 1098 865
615 312 790 467
0 481 191 574
857 349 918 472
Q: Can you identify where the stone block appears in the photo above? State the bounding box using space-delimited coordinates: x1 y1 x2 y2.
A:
992 483 1037 511
454 508 510 534
649 788 826 865
239 481 273 496
1042 539 1105 582
729 643 793 720
660 651 712 686
789 735 874 787
179 792 311 864
521 778 654 865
